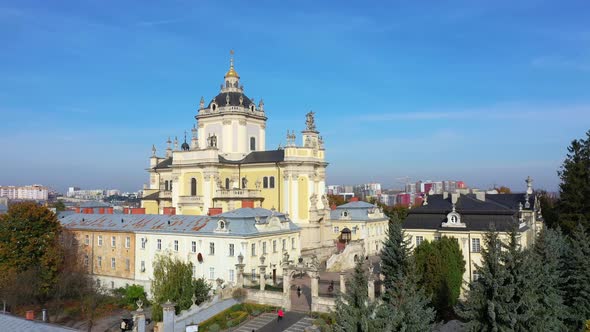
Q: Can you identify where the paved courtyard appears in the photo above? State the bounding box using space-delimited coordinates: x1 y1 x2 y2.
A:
234 312 312 332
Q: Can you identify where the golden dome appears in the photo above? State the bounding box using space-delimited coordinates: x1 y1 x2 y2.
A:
225 50 240 78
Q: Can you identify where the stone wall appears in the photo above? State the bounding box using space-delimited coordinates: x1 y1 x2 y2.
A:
325 240 364 271
245 289 284 307
312 296 336 313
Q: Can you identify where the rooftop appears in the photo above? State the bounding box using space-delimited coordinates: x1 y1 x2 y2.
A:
0 313 79 332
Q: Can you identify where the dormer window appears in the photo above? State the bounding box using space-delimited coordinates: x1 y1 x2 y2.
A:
341 211 349 218
250 105 255 112
215 219 229 233
219 221 225 229
442 208 466 228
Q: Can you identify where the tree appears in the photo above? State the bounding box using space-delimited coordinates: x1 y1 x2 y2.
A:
380 217 411 291
0 202 62 298
494 186 512 194
537 190 559 229
375 264 435 331
459 229 514 331
556 130 590 234
333 258 378 332
52 201 66 212
562 224 590 331
531 228 568 330
151 255 211 322
327 194 345 207
414 237 465 318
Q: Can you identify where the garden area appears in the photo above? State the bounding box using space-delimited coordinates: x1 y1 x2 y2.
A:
198 303 278 332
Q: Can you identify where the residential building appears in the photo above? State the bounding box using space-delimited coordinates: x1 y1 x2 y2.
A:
140 52 333 253
403 177 541 289
0 185 48 201
60 207 301 295
329 201 389 256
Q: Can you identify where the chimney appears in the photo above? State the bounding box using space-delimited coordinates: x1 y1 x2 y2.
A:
475 191 486 201
451 193 459 204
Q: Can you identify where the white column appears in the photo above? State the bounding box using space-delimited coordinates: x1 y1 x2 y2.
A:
260 124 266 151
203 176 212 211
291 175 299 222
318 180 326 210
283 175 290 215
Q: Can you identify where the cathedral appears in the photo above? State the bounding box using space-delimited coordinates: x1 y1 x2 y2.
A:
141 52 333 252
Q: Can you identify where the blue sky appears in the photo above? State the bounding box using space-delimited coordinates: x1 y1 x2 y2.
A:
1 0 589 193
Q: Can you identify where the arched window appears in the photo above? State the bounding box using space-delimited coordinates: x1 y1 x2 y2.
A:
191 178 197 196
164 180 169 191
269 176 275 188
225 178 230 190
250 137 256 151
263 177 268 189
226 81 230 88
242 177 247 189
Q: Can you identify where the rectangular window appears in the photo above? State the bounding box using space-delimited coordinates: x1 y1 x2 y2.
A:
251 269 256 280
125 258 130 271
291 238 295 249
263 242 267 254
125 237 131 248
84 235 90 245
251 243 256 256
229 269 235 282
209 242 215 255
97 256 102 267
157 239 162 251
416 236 424 246
111 236 116 247
140 260 145 272
98 235 103 246
273 240 277 253
192 265 196 278
209 267 215 280
352 227 357 235
111 257 116 269
282 239 286 251
192 241 197 253
472 238 481 253
84 255 89 266
434 235 441 241
141 238 146 249
174 240 179 252
229 244 235 257
333 226 339 233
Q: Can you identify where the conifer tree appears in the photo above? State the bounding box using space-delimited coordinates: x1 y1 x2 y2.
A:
556 130 590 233
532 227 568 331
563 224 590 331
333 258 377 332
380 217 411 291
376 261 435 331
501 228 540 330
459 229 514 331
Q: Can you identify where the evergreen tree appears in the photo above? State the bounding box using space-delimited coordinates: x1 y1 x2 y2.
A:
556 130 590 234
459 229 514 331
333 258 378 332
376 261 435 331
501 228 540 331
563 224 590 331
532 228 568 331
380 217 411 291
414 237 465 318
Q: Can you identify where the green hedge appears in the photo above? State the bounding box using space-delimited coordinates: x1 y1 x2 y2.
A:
199 303 279 331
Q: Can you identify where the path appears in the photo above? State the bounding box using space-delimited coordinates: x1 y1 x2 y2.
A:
234 311 312 332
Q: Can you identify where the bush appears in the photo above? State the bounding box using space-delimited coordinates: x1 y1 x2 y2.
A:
232 288 247 301
251 309 261 317
207 323 220 332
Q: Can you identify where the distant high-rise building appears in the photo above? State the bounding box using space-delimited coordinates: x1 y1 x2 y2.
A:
0 185 48 201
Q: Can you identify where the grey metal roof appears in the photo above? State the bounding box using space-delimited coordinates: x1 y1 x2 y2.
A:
219 150 285 165
59 208 299 236
79 201 110 208
154 157 172 170
404 193 528 232
330 201 387 221
0 313 80 331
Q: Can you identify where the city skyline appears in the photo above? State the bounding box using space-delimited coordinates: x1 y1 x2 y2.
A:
2 1 590 193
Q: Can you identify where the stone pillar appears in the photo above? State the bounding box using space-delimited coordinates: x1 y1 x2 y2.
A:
339 272 346 294
162 301 175 332
311 276 319 298
368 279 375 302
282 269 292 311
236 253 245 288
380 273 385 295
133 311 146 332
259 265 267 291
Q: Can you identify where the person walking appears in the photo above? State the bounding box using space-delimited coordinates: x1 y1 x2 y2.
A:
277 308 284 322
